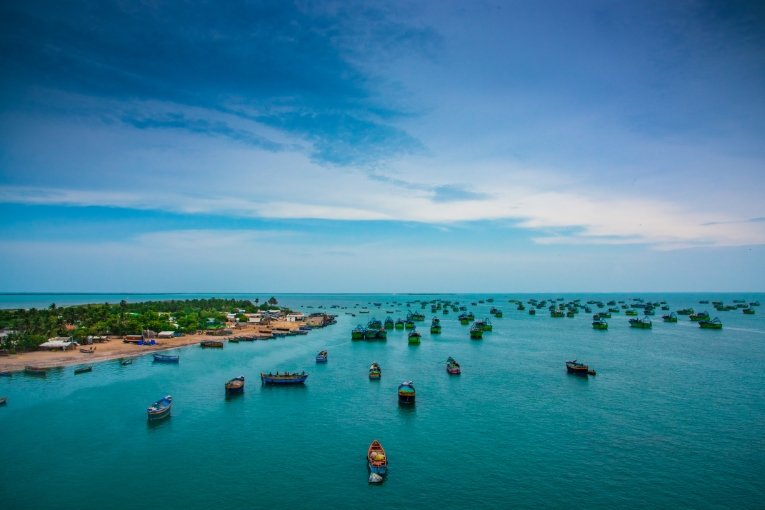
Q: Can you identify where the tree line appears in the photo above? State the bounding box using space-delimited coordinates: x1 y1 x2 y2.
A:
0 297 288 353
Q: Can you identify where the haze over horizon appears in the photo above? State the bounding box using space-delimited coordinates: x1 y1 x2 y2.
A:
1 1 764 292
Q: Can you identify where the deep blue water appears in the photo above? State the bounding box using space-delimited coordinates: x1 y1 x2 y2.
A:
1 293 764 509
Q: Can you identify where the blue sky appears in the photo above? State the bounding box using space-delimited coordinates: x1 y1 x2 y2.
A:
1 0 764 292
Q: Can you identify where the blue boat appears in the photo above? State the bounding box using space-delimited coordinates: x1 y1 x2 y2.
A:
147 395 172 421
153 353 179 363
367 439 388 482
260 371 309 385
316 350 328 363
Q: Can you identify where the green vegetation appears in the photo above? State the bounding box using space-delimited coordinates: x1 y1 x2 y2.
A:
0 298 292 353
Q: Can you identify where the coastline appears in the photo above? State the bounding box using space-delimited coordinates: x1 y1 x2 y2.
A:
0 322 294 373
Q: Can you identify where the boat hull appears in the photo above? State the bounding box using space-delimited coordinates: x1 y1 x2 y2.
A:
260 373 308 385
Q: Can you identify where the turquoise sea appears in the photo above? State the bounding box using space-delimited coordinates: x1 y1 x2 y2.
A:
1 293 764 509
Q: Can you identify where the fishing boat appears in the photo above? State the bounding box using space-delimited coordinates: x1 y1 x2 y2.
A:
550 310 564 318
629 317 652 329
469 323 483 339
677 308 694 315
394 319 405 330
80 346 96 354
200 340 224 348
699 317 723 329
566 360 596 376
384 317 394 330
120 358 133 366
458 313 471 325
24 366 48 376
260 371 308 385
625 309 638 316
153 353 179 363
529 309 536 316
229 337 240 343
352 325 366 340
662 312 678 323
446 357 461 375
398 381 415 405
74 365 92 375
743 308 755 315
316 350 328 363
225 376 245 395
369 362 381 380
430 317 442 334
404 319 415 330
367 440 388 482
592 319 608 330
689 311 710 322
0 396 6 406
147 395 172 421
408 329 421 345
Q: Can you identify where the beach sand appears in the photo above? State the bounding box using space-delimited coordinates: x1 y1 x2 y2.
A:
0 322 299 373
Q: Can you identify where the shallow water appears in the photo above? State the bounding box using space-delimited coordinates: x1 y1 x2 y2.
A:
1 293 764 509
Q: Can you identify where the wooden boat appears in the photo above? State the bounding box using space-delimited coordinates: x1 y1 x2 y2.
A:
369 362 381 380
458 313 471 325
528 309 536 315
592 319 608 330
74 365 92 375
566 360 596 376
225 376 245 395
469 323 483 339
228 337 240 343
24 366 48 376
404 319 415 330
260 371 308 385
200 340 224 348
430 317 442 334
120 358 134 366
352 325 366 340
629 317 652 329
481 319 493 331
316 350 328 363
394 319 405 330
384 317 394 330
367 439 388 481
689 311 710 322
0 396 6 406
677 308 694 315
625 309 638 316
743 308 755 315
407 329 421 345
446 357 461 375
147 395 172 421
153 353 179 363
699 317 723 329
398 381 415 405
550 310 564 318
79 346 96 354
662 312 678 323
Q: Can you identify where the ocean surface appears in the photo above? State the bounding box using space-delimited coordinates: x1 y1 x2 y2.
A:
1 293 764 509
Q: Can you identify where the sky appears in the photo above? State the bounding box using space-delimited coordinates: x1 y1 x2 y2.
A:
0 0 764 293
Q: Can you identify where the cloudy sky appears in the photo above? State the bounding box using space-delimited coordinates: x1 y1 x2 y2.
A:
1 0 763 292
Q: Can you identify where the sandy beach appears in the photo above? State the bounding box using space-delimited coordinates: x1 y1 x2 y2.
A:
0 322 299 373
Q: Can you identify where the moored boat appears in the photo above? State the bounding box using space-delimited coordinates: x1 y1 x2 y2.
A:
316 350 328 363
200 340 224 348
153 353 180 363
629 317 652 329
147 395 172 421
225 376 245 395
469 323 483 339
690 311 710 322
662 312 678 323
352 325 366 340
408 329 421 345
398 381 415 405
369 362 381 380
0 396 6 405
565 360 596 376
24 366 48 376
699 317 723 329
481 318 493 331
120 358 133 366
446 356 461 375
384 317 394 330
394 319 405 330
260 371 308 385
430 317 442 334
74 365 92 375
367 439 388 481
592 319 608 330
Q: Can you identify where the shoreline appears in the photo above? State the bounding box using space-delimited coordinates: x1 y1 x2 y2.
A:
0 323 295 374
